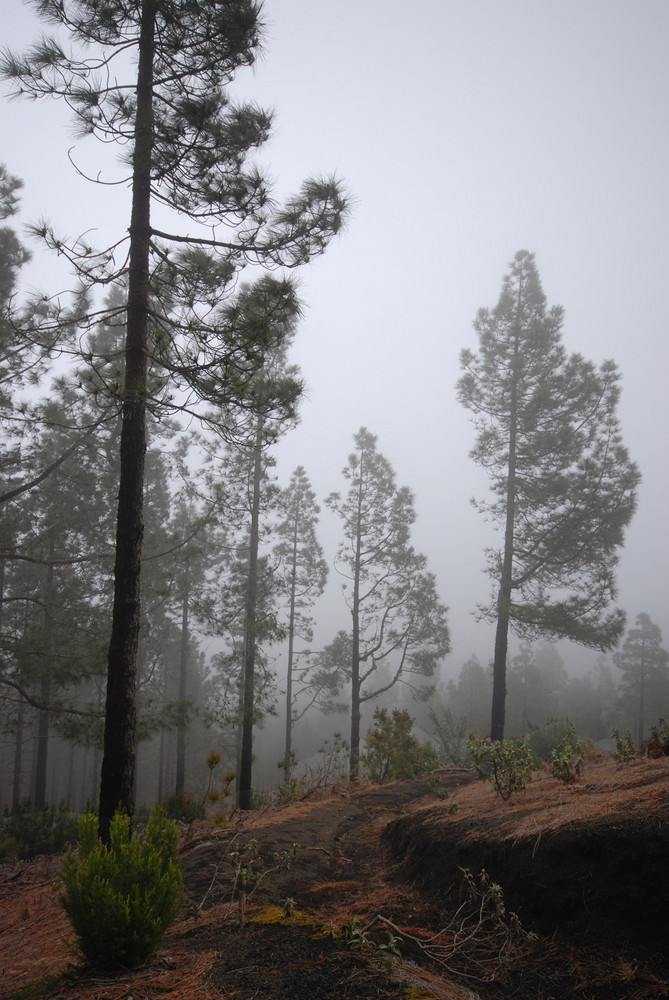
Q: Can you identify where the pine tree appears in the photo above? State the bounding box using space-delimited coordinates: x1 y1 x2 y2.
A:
457 251 640 741
3 1 347 837
615 613 669 746
273 466 328 781
326 428 450 778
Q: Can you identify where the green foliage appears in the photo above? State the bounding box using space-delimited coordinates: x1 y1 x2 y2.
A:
418 739 440 773
427 779 460 811
250 788 274 809
60 806 182 969
549 724 587 783
612 728 638 762
326 916 403 970
363 708 424 783
163 792 205 822
468 736 533 800
428 706 470 766
303 732 351 791
0 802 79 861
276 776 307 804
458 251 639 651
227 838 296 927
166 754 236 823
526 718 578 764
644 718 669 757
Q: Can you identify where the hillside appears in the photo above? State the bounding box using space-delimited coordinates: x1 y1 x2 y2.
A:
2 756 668 1000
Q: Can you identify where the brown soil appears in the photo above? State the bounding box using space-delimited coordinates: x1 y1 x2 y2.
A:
2 757 668 1000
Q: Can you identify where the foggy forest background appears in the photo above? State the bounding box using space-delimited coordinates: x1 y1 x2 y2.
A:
1 0 667 822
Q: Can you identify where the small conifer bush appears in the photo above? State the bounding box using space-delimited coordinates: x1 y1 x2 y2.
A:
60 805 183 969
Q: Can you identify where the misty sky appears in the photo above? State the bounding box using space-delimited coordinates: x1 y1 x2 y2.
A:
3 0 668 679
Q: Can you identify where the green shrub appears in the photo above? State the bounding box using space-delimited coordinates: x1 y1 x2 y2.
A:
0 802 79 861
362 708 423 783
428 707 470 767
276 776 307 804
549 723 586 782
644 718 669 757
526 718 576 766
60 805 183 969
468 736 533 800
612 729 638 762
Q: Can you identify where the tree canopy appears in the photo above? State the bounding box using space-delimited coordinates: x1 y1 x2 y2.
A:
2 0 347 837
458 250 640 741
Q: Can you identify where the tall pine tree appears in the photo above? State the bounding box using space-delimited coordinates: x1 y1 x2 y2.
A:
3 1 347 837
457 251 640 741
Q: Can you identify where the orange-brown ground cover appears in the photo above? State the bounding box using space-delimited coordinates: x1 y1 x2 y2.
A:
2 757 668 1000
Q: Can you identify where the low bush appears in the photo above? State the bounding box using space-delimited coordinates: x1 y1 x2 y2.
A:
550 723 587 783
60 805 182 969
468 736 533 800
643 718 669 757
363 708 424 783
0 802 79 861
612 728 638 762
526 718 576 765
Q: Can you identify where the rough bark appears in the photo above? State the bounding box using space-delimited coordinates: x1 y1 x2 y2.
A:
238 415 263 809
98 0 155 841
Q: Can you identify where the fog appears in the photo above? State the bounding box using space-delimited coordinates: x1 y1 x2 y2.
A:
2 0 668 783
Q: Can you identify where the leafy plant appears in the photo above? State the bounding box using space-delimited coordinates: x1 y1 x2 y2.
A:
227 838 297 927
428 778 460 811
377 929 404 970
526 718 577 765
428 706 470 767
165 753 236 823
60 806 182 969
643 718 669 758
276 776 307 804
468 736 533 800
612 728 638 762
326 916 403 970
363 708 424 783
0 802 79 861
303 732 351 793
550 724 587 783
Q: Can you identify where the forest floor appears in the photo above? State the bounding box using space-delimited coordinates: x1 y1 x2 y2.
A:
2 754 669 1000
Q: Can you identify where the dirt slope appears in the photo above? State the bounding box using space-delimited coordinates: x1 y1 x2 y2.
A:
2 757 668 1000
384 757 669 957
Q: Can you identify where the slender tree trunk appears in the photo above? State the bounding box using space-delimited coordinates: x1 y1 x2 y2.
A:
34 541 54 810
175 567 190 798
283 498 300 783
98 0 155 841
490 308 521 743
637 639 647 747
157 657 168 803
349 459 364 780
12 697 24 810
238 415 264 809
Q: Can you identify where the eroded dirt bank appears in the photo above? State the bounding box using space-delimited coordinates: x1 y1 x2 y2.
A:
384 758 669 959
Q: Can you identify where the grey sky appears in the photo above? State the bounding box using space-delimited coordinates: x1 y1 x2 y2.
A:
3 0 668 676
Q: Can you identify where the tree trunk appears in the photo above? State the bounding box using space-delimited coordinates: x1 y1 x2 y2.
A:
98 0 155 842
490 304 521 743
283 498 299 783
238 415 264 809
637 638 647 748
34 540 54 810
175 567 190 798
12 696 24 810
349 459 364 780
